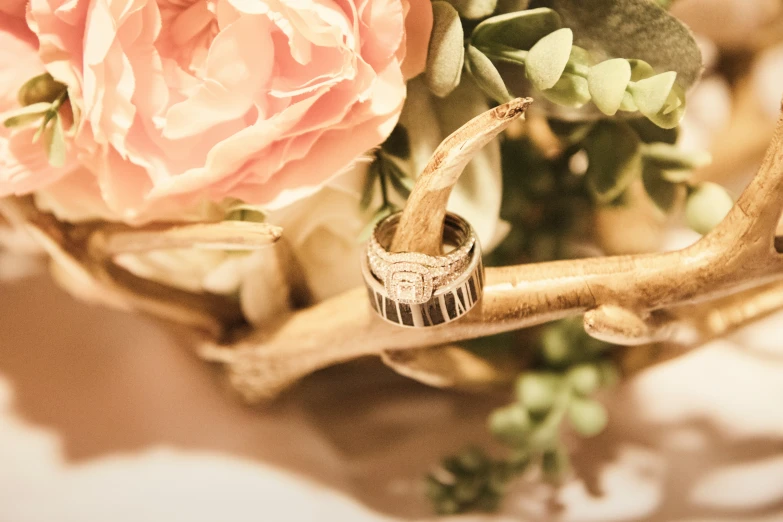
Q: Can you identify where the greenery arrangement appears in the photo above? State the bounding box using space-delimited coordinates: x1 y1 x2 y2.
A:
357 0 734 513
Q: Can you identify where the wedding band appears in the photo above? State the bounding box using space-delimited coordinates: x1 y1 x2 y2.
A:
362 211 484 327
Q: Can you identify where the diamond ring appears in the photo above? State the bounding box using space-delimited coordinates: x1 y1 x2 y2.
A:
362 211 484 327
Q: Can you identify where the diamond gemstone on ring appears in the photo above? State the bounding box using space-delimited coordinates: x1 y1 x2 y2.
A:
385 262 433 304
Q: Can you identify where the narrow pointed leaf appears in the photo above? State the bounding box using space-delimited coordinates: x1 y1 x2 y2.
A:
425 1 464 98
465 46 513 103
45 116 67 168
2 102 51 128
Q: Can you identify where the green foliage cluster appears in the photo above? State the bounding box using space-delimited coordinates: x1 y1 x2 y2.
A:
426 3 694 128
427 318 619 514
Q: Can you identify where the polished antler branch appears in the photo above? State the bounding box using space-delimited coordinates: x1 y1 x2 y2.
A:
202 99 783 401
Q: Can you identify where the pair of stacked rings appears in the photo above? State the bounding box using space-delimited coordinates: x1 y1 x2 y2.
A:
362 211 484 328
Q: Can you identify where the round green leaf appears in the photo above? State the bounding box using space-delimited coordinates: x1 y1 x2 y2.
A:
542 73 590 107
425 2 465 98
629 71 677 117
525 28 573 91
471 8 562 52
465 46 513 103
645 83 686 129
567 363 601 396
628 59 655 81
567 397 608 437
587 58 631 116
584 121 642 204
685 182 733 235
516 372 562 415
446 0 497 20
488 403 532 446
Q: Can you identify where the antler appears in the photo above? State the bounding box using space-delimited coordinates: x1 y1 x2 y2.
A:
201 99 783 401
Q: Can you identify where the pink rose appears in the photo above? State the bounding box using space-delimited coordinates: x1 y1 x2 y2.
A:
0 0 432 223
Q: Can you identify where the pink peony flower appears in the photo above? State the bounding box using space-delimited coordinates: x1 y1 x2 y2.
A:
0 0 432 223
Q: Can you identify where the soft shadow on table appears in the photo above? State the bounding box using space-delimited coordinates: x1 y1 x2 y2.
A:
2 274 783 521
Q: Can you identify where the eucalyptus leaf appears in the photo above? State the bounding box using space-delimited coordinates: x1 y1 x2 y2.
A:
587 58 631 116
45 115 67 168
628 59 655 81
641 142 711 169
2 102 51 128
425 1 465 98
446 0 497 20
645 83 686 129
628 118 679 144
629 71 677 116
642 164 679 213
544 0 702 88
584 121 642 204
525 28 573 91
471 8 562 52
465 46 514 104
685 182 733 235
542 73 590 108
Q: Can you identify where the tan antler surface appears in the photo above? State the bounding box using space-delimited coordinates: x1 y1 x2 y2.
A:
201 100 783 401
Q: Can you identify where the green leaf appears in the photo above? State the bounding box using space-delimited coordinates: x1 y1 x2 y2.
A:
525 28 573 91
383 158 413 199
542 73 589 108
629 71 677 116
587 58 631 116
629 118 679 144
360 161 379 210
685 182 733 235
628 59 655 81
583 121 642 204
544 0 702 89
642 164 679 213
382 125 410 159
516 372 562 415
17 73 68 107
425 1 464 98
45 115 67 168
2 102 51 128
641 142 711 170
471 8 562 52
489 404 532 446
465 46 513 104
645 83 686 129
445 0 497 20
567 397 608 437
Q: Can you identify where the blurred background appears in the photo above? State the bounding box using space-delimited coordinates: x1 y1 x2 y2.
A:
2 0 783 520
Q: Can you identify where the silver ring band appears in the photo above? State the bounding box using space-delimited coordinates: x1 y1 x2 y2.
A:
362 211 484 327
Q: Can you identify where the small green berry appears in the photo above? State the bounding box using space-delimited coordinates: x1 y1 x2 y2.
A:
516 372 562 415
567 363 601 396
488 403 531 446
567 396 609 437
